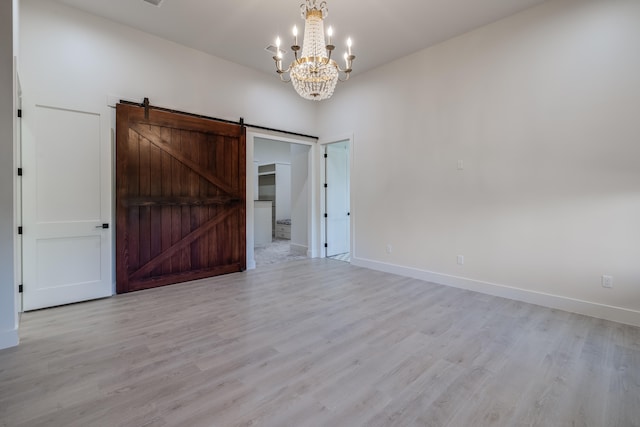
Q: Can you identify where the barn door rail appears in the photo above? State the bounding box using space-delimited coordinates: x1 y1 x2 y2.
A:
119 98 319 141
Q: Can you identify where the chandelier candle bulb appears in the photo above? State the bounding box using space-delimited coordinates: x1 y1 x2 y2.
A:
274 37 282 69
293 26 298 46
347 37 352 55
327 26 333 45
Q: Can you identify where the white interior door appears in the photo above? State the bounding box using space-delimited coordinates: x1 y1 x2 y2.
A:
325 141 350 257
22 104 111 311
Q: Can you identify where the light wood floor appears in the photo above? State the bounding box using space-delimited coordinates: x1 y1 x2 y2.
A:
1 259 639 427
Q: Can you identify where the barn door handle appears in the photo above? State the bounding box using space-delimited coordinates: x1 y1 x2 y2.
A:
95 223 109 229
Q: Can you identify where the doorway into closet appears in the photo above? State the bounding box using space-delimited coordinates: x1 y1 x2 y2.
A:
251 137 312 267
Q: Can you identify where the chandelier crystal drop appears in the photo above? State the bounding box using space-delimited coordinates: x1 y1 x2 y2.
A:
272 0 355 101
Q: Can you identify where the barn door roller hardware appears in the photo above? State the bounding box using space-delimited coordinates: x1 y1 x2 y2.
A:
143 97 150 120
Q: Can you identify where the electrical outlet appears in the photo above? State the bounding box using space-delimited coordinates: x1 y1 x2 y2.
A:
386 244 392 254
601 275 613 288
457 255 464 265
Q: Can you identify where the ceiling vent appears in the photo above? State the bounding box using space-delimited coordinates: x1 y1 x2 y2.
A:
265 45 286 56
143 0 163 6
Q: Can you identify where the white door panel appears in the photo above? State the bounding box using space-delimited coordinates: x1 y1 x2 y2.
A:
23 104 111 311
35 111 101 222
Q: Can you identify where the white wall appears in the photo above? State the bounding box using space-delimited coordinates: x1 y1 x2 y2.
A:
0 0 19 350
318 0 640 325
291 144 310 253
20 1 317 134
254 138 292 165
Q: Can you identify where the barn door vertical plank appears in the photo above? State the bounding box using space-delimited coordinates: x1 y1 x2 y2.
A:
195 130 209 270
215 134 226 264
115 105 131 293
149 142 162 277
238 128 247 270
224 136 235 267
127 130 141 277
208 134 219 266
160 127 173 275
138 130 151 271
179 129 192 272
170 127 182 274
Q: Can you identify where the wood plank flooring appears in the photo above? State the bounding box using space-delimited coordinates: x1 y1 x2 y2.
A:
1 258 639 427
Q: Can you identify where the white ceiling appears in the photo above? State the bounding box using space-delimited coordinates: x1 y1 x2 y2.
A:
54 0 547 77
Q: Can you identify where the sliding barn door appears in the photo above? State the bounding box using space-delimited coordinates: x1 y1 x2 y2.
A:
116 104 246 293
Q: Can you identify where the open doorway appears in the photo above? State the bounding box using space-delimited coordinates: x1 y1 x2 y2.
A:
324 140 351 262
249 136 313 268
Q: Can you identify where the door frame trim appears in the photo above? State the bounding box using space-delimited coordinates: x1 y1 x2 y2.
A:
14 60 22 316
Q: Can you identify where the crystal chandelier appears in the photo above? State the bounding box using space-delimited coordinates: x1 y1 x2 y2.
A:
272 0 355 101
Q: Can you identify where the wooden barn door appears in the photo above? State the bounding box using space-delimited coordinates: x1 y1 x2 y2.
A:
116 103 246 293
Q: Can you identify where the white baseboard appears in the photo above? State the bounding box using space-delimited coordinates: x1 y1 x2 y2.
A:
246 259 256 270
351 257 640 328
0 328 19 350
290 243 308 256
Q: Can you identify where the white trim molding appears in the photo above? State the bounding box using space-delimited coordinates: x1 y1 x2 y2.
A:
352 257 640 328
290 243 308 256
0 328 19 350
